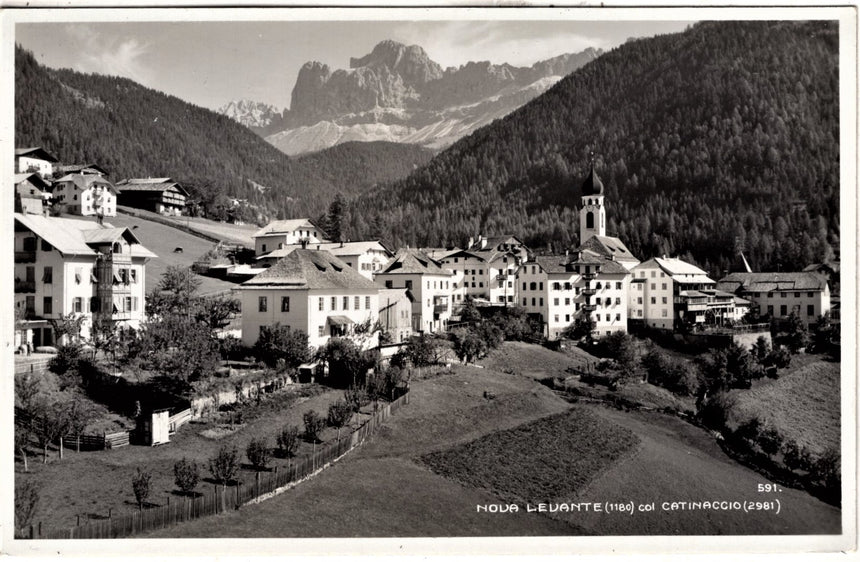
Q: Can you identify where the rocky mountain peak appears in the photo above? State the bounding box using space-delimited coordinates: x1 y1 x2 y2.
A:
350 40 443 85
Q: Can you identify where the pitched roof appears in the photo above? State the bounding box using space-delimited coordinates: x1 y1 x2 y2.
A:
15 172 51 190
56 163 109 176
14 213 156 258
379 248 453 276
533 255 571 274
241 249 379 290
54 174 116 193
15 147 59 162
716 272 829 293
803 261 840 274
569 249 629 275
253 218 323 238
379 287 413 307
256 240 391 261
577 235 638 262
653 257 709 276
116 178 189 196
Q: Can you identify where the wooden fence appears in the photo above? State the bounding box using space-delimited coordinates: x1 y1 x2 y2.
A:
168 408 192 434
22 391 410 540
104 431 130 449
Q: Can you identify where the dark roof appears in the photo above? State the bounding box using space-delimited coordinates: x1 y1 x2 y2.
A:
56 163 109 176
803 261 840 274
533 255 571 274
15 147 59 163
54 174 116 193
14 173 51 192
116 178 189 197
379 249 453 276
576 235 637 262
581 164 604 196
241 249 379 290
531 250 628 276
716 272 829 293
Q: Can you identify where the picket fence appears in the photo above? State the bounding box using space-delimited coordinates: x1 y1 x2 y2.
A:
23 392 409 540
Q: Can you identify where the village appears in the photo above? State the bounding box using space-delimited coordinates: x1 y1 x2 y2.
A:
12 145 842 538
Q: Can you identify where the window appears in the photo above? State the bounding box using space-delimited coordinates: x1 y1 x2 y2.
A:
660 272 666 278
552 282 560 291
539 298 544 306
637 310 643 317
807 304 815 316
661 309 668 318
554 298 559 306
385 280 393 289
662 283 667 290
23 237 36 252
41 239 52 252
650 283 656 290
42 267 52 284
43 297 52 315
365 296 371 309
565 314 570 322
281 297 290 312
662 297 667 304
531 298 536 306
331 296 337 310
454 257 459 263
262 244 267 253
530 282 537 291
651 271 656 278
258 296 268 312
616 298 621 305
596 297 602 305
616 313 621 321
531 266 536 275
651 297 656 304
564 282 572 291
807 292 814 297
479 282 484 288
522 282 527 291
343 296 349 310
794 292 800 298
780 305 787 316
767 305 774 315
405 280 413 290
319 326 325 337
522 298 527 306
539 282 543 291
595 314 600 322
781 292 787 298
637 297 643 304
616 282 622 290
73 297 82 313
565 298 570 306
75 267 82 284
319 297 325 311
125 296 132 312
130 269 137 283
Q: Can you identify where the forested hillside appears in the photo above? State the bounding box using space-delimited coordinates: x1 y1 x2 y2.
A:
14 46 433 221
347 21 839 276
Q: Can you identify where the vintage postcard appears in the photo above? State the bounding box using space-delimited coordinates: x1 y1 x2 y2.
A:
1 3 856 557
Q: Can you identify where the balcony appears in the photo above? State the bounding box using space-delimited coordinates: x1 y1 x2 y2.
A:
14 281 35 293
581 302 597 311
15 251 36 263
580 271 597 280
496 273 507 281
581 287 597 296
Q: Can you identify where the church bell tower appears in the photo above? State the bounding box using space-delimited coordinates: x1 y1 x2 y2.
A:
579 156 606 243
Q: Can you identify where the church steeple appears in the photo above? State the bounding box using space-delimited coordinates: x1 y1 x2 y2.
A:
580 153 606 243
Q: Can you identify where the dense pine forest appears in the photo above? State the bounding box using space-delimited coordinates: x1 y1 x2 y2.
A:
14 46 434 221
347 21 839 277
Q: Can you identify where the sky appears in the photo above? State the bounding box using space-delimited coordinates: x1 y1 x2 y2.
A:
16 18 693 112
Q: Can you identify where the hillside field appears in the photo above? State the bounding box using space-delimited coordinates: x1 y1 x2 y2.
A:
146 344 840 537
727 356 841 456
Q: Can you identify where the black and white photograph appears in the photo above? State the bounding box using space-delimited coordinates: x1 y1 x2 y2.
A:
1 4 856 556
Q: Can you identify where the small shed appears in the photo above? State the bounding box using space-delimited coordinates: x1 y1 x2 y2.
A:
143 408 172 446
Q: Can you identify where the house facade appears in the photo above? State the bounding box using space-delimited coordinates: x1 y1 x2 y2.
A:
52 174 117 217
15 147 58 179
238 249 380 350
378 288 414 343
116 178 188 216
629 257 737 330
14 213 155 348
716 272 831 327
374 249 454 334
15 173 51 215
252 219 328 257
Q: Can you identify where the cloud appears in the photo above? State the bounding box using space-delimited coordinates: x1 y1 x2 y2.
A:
68 25 153 85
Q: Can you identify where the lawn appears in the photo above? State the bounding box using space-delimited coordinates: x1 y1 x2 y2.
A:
478 340 595 378
727 355 841 456
16 382 357 531
421 408 640 505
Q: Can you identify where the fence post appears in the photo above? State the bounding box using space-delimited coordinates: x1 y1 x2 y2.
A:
255 472 260 498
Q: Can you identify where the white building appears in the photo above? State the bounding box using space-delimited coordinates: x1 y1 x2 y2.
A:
578 164 640 271
238 249 380 350
14 213 156 348
374 249 454 334
629 257 736 330
378 288 414 343
252 219 328 257
52 174 117 217
257 240 392 280
716 272 831 327
15 147 58 179
518 250 630 340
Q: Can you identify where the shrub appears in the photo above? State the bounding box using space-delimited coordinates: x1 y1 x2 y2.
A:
246 437 271 471
48 344 82 377
132 468 152 511
344 385 370 412
303 410 325 443
327 399 352 427
641 345 698 396
173 458 200 496
14 480 39 531
254 323 311 369
209 445 239 487
696 391 735 431
782 440 813 472
368 365 406 400
452 328 488 363
276 425 300 458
